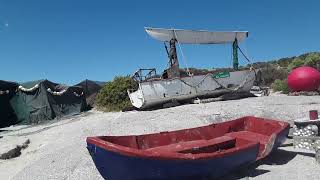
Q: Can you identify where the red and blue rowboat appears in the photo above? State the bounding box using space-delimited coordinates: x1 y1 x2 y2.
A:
87 116 289 180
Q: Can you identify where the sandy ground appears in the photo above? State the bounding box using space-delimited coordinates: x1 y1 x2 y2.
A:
1 95 320 180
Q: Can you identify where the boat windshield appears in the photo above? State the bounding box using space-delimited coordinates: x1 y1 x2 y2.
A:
132 68 161 82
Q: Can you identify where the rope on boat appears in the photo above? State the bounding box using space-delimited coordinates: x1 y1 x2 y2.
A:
18 84 39 92
237 45 258 89
238 45 252 63
173 29 192 77
178 73 213 88
237 45 257 76
177 69 255 92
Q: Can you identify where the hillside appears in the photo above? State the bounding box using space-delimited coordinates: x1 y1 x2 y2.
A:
252 52 320 70
253 52 320 86
181 52 320 86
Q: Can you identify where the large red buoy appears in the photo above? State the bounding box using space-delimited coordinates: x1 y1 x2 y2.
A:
287 66 320 92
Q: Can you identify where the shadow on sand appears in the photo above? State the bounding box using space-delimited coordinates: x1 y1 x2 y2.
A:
260 148 314 166
220 148 315 180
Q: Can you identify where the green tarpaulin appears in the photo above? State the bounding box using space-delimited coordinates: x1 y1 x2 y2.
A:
10 80 87 125
0 80 19 128
75 79 104 108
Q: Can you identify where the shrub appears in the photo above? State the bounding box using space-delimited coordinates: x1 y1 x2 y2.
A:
287 57 305 71
259 64 288 86
304 53 320 69
271 79 289 94
95 76 138 111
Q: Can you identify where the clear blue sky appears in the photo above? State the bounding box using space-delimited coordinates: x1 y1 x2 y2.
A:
0 0 319 84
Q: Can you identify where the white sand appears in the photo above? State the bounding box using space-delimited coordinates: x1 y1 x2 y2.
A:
1 95 320 180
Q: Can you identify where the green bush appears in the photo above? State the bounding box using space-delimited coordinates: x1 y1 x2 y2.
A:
304 53 320 69
95 76 138 111
287 57 305 71
259 64 288 86
271 79 289 94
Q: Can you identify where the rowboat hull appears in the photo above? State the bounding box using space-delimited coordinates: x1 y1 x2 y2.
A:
87 143 258 180
87 116 289 180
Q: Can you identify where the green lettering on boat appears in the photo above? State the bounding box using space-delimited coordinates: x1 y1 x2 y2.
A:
213 72 230 79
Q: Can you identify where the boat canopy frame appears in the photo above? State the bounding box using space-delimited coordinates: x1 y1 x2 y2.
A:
132 68 159 82
144 27 249 75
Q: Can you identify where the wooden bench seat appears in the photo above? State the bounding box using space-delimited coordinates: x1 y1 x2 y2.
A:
145 136 236 153
225 131 269 145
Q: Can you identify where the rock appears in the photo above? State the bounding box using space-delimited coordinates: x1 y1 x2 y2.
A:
0 146 23 160
0 139 30 160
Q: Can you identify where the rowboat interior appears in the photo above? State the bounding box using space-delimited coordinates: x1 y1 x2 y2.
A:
88 116 289 160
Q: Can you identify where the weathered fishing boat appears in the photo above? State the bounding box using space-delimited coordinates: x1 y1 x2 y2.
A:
128 27 257 109
87 116 289 180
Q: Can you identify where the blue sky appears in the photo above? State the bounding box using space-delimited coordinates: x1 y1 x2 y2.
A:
0 0 319 84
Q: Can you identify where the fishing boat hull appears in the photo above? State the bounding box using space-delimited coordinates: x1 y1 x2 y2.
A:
128 69 256 109
87 116 289 180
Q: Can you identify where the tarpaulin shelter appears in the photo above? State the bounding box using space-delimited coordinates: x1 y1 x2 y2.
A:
75 79 104 108
10 79 87 125
0 80 19 128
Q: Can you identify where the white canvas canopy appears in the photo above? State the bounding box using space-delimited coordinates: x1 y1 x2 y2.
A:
145 27 248 44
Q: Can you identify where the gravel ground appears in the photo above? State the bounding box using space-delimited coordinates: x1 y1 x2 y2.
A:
0 95 320 180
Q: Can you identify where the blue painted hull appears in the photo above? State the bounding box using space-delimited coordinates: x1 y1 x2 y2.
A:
87 143 259 180
274 127 290 150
